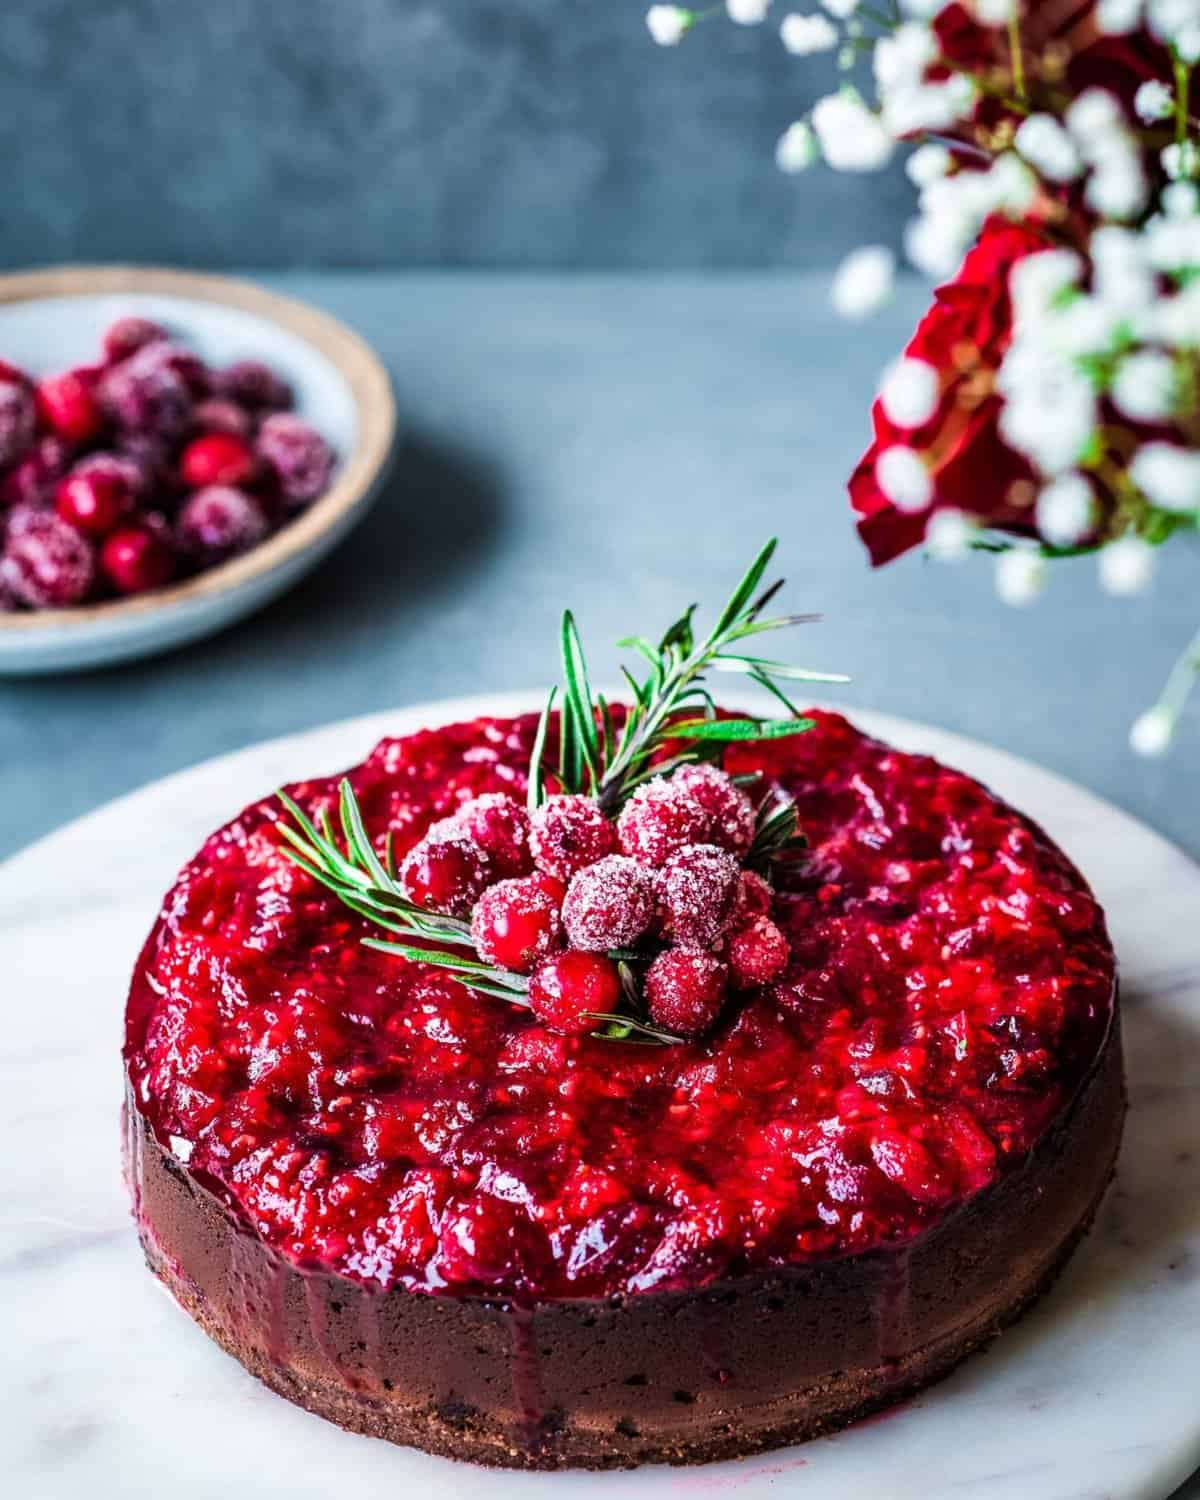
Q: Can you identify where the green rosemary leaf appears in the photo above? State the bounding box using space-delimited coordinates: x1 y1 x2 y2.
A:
561 610 600 790
709 537 778 640
527 686 557 813
658 603 697 655
712 655 850 683
338 778 389 889
669 717 816 742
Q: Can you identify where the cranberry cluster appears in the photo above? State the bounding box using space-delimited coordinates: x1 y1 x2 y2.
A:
0 318 335 610
400 764 790 1038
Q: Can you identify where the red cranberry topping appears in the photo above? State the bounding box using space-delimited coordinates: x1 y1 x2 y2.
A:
35 369 103 443
0 512 95 606
256 413 334 509
529 951 621 1035
452 793 533 878
672 762 756 856
102 317 167 364
190 398 253 438
216 360 292 411
100 525 175 595
530 793 617 881
644 949 728 1036
400 826 492 917
736 869 774 920
657 842 741 949
0 435 74 510
471 874 564 974
99 348 191 437
562 855 657 951
179 432 257 489
729 916 790 988
617 776 711 866
56 461 134 537
175 485 268 563
0 376 36 467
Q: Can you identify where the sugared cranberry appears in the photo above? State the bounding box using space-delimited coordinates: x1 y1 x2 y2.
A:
134 340 209 395
56 461 134 537
736 869 774 920
116 432 173 495
657 843 741 949
99 347 191 436
190 398 253 438
175 485 269 563
471 874 564 973
528 951 621 1035
180 432 257 489
400 827 492 917
0 512 95 607
728 916 790 988
216 360 292 411
530 794 617 881
452 793 533 878
0 434 73 510
562 855 656 951
99 525 176 595
617 776 711 867
256 413 334 508
644 950 728 1036
672 762 756 856
102 317 167 364
0 376 36 467
35 369 104 443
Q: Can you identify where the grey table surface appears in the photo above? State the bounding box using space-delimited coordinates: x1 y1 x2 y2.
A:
0 271 1197 1498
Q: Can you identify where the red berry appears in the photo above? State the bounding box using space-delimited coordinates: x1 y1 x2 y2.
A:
657 843 741 950
528 951 621 1035
0 435 73 510
191 398 253 438
470 874 564 973
728 916 790 988
736 870 774 920
55 463 134 537
0 376 36 467
400 827 492 917
672 762 756 856
617 776 711 867
175 485 269 563
99 348 191 436
644 950 728 1036
180 432 257 489
256 413 334 509
102 317 167 364
35 369 104 443
0 513 95 607
562 855 657 951
216 360 292 411
530 794 617 881
453 793 533 878
99 525 176 595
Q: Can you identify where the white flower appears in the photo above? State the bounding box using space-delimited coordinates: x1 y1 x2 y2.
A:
1149 0 1200 52
987 153 1039 214
1096 0 1143 33
646 5 691 44
1162 181 1199 219
727 0 771 21
1130 705 1175 757
883 78 975 136
906 143 951 187
775 120 819 172
925 508 974 561
1130 443 1200 514
972 0 1016 21
904 211 968 277
1134 80 1174 122
875 446 932 512
1162 142 1200 181
1066 89 1124 141
879 357 940 427
1091 225 1155 316
874 22 936 91
1049 294 1122 358
820 0 860 14
1112 351 1178 423
1036 475 1096 547
1153 282 1200 344
781 12 839 52
1099 535 1156 595
1015 114 1083 182
899 0 942 14
1143 214 1200 272
1086 141 1149 219
1009 250 1083 325
832 245 896 318
998 346 1097 474
995 549 1047 607
811 92 894 171
1175 23 1200 63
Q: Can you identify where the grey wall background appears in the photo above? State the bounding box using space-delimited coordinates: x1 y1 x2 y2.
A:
0 0 910 269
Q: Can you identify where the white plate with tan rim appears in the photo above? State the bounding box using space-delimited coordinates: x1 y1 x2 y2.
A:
0 266 396 675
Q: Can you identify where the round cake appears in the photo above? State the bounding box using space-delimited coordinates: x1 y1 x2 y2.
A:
123 708 1123 1469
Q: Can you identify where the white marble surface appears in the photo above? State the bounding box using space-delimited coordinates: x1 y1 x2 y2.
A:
3 694 1199 1500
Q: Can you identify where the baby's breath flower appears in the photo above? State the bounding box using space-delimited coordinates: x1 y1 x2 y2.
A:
811 91 894 171
1086 139 1150 219
1015 115 1083 182
1066 88 1125 140
1096 0 1143 33
925 508 975 561
1162 142 1200 181
780 12 839 53
875 446 932 512
1112 350 1178 422
1036 475 1096 547
995 549 1048 607
1130 704 1175 757
906 143 951 187
820 0 860 14
879 357 939 427
646 5 692 45
1134 80 1174 122
1099 535 1157 595
775 120 818 173
972 0 1016 20
727 0 772 22
1130 443 1200 514
832 244 896 318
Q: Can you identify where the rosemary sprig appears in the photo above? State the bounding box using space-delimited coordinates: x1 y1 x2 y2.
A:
527 538 847 816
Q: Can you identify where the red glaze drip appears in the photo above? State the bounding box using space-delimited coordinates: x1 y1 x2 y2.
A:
508 1304 544 1451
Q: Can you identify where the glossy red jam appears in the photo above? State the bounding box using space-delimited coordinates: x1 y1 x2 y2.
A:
124 711 1115 1300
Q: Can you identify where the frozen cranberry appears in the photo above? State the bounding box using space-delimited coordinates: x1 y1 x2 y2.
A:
672 762 756 856
175 485 269 563
134 340 209 395
56 460 135 537
470 874 564 973
102 317 167 364
728 916 790 988
657 843 741 949
0 376 36 467
216 360 292 411
528 951 621 1035
100 525 176 595
562 855 656 951
116 432 173 495
179 432 257 489
190 397 253 438
644 950 728 1036
0 435 74 510
99 347 191 436
4 501 48 543
256 413 334 509
617 776 711 866
736 870 774 920
530 794 617 881
400 827 492 917
35 369 104 443
0 512 95 607
453 793 533 878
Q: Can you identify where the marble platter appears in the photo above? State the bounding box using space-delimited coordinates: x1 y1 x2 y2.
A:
3 693 1199 1500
